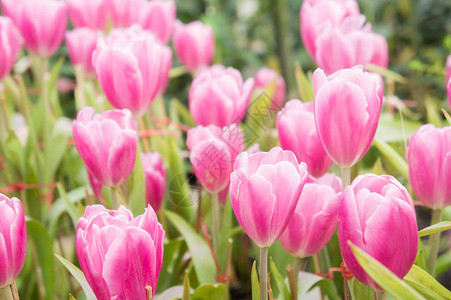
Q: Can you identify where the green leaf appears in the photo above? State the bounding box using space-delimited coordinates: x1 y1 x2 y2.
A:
294 62 314 102
54 254 96 300
365 64 407 83
251 261 260 300
192 284 226 300
350 278 374 300
269 257 289 300
218 195 232 270
165 210 216 284
404 264 451 299
43 118 71 183
55 183 82 228
436 252 451 277
124 146 146 216
372 139 409 179
375 114 421 143
172 99 196 127
183 271 191 300
348 242 425 300
418 221 451 237
26 220 55 300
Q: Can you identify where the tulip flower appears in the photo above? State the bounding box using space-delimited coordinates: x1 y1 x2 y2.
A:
315 15 389 74
0 195 27 288
93 25 169 116
300 0 360 61
72 107 138 187
277 100 333 178
76 205 164 299
189 65 255 127
88 171 104 202
173 20 215 72
0 17 23 81
447 78 451 111
6 0 67 58
142 152 166 213
254 67 286 111
67 0 108 30
313 66 383 168
66 28 101 75
408 124 451 210
280 174 341 258
187 124 244 194
338 174 418 290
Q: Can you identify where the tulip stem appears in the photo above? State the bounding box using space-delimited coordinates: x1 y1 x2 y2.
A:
341 167 351 189
111 186 120 209
427 209 443 276
211 193 220 256
260 247 269 300
376 290 386 300
138 116 151 153
291 257 302 299
74 66 87 111
9 281 20 300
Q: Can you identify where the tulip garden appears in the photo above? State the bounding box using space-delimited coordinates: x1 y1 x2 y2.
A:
1 0 451 299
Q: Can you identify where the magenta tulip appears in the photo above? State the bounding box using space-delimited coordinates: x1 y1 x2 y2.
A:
142 152 166 213
408 124 451 209
313 66 383 168
67 0 108 30
76 205 164 299
189 65 255 127
66 28 101 75
254 67 286 111
280 174 341 258
0 194 26 288
300 0 360 61
173 20 215 72
277 100 333 178
93 26 169 116
230 147 309 248
338 174 418 290
72 107 138 187
7 0 67 58
0 17 23 81
315 15 389 74
187 124 244 193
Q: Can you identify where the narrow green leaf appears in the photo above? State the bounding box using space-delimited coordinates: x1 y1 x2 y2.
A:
418 221 451 237
251 261 260 300
165 211 216 284
350 278 374 300
365 64 407 83
436 252 451 277
192 284 225 300
375 114 421 143
404 264 451 299
269 257 289 300
43 118 71 183
54 254 96 300
125 147 146 216
373 139 409 179
183 271 191 300
349 242 425 300
172 99 196 127
294 62 314 102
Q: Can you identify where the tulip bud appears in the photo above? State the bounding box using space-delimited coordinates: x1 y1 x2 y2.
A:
0 194 27 288
173 20 215 72
338 174 418 290
67 0 108 30
277 100 333 178
0 17 22 81
93 25 170 116
189 65 255 127
254 67 286 111
300 0 360 61
76 205 164 299
72 107 138 187
7 0 67 58
142 152 166 213
66 28 102 75
230 147 309 248
408 124 451 209
313 66 383 168
187 124 244 193
280 174 341 258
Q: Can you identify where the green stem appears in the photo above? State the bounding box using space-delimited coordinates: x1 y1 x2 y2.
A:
427 209 443 276
291 257 302 299
211 193 220 256
9 281 20 300
74 66 87 111
376 290 386 300
260 247 268 300
341 167 351 190
111 186 120 209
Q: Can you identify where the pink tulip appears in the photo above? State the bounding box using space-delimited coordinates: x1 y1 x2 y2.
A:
66 28 101 75
72 107 138 187
0 194 26 288
447 78 451 111
76 205 164 299
338 174 418 290
315 15 389 74
189 65 255 127
446 55 451 86
93 25 169 116
230 147 309 248
67 0 108 30
300 0 360 61
408 124 451 209
280 174 341 258
187 124 244 193
142 152 166 213
106 0 132 28
254 67 286 111
313 66 383 168
0 17 23 81
277 100 333 178
129 0 176 44
7 0 67 58
158 45 173 95
173 21 215 72
88 171 104 202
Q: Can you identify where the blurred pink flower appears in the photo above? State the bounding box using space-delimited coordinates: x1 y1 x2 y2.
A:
142 152 166 213
67 0 108 30
0 17 23 81
254 67 286 111
66 28 102 75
